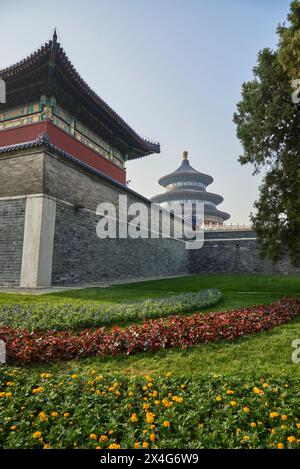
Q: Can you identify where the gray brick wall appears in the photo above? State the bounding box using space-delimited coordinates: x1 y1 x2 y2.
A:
0 198 26 285
0 149 299 287
190 232 300 275
0 152 44 198
52 201 189 285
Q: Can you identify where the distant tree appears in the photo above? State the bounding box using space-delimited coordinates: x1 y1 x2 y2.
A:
233 0 300 266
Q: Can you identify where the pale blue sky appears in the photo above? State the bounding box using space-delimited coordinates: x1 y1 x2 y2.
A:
0 0 292 223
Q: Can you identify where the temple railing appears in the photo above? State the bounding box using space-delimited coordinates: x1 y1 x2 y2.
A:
205 224 252 231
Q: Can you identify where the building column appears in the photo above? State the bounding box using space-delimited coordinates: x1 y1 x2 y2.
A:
20 195 56 287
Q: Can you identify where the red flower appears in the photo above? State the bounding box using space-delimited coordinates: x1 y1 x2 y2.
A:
1 298 299 364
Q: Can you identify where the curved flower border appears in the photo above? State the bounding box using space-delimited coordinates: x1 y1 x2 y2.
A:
1 297 299 363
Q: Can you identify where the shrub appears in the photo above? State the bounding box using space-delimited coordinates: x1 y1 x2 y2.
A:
0 289 222 331
0 369 299 449
1 297 299 364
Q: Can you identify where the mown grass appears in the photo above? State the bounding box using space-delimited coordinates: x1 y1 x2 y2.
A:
2 274 300 379
0 274 299 309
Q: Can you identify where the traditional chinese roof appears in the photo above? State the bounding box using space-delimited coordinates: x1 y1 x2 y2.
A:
0 133 154 199
158 151 213 187
0 31 160 160
152 151 230 222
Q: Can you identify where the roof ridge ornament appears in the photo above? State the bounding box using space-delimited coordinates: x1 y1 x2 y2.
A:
182 150 188 160
52 28 58 45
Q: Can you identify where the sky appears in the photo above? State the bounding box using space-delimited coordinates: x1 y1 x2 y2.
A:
0 0 292 224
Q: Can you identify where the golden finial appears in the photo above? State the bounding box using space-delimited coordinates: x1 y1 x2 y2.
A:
182 151 188 160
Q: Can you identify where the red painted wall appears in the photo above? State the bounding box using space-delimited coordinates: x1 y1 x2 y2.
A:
0 121 126 184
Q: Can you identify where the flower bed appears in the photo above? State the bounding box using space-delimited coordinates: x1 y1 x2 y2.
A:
0 369 299 449
0 289 222 331
1 298 299 364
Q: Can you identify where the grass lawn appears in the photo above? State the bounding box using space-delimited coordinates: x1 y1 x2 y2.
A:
1 274 299 312
2 274 299 379
1 274 300 449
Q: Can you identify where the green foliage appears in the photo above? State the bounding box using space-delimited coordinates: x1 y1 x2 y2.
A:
1 369 299 449
233 0 300 266
0 289 222 331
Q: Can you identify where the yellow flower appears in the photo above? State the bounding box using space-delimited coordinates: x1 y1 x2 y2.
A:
277 443 284 449
216 395 222 402
270 412 279 418
173 396 183 403
95 446 101 450
128 391 134 397
115 391 121 396
181 384 186 389
6 382 14 386
89 434 97 440
130 413 138 423
43 443 50 449
281 425 287 429
166 372 171 378
10 425 17 431
142 442 149 448
227 390 234 395
146 412 155 424
296 423 300 429
230 401 237 406
243 407 250 413
51 412 59 417
63 413 70 418
134 442 140 448
143 386 148 391
250 422 256 428
143 403 150 410
154 400 160 405
162 399 172 408
38 412 48 422
108 443 121 449
287 436 296 443
5 392 12 398
33 431 42 439
253 387 264 395
163 421 170 427
32 387 44 394
262 383 269 388
99 435 108 442
108 430 114 435
150 433 155 442
281 415 288 421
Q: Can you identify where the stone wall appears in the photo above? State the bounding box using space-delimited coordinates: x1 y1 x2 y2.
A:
190 230 300 275
0 152 44 198
0 148 299 287
0 198 26 285
51 201 189 285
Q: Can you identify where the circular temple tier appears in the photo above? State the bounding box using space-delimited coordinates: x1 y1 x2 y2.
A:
151 151 230 226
